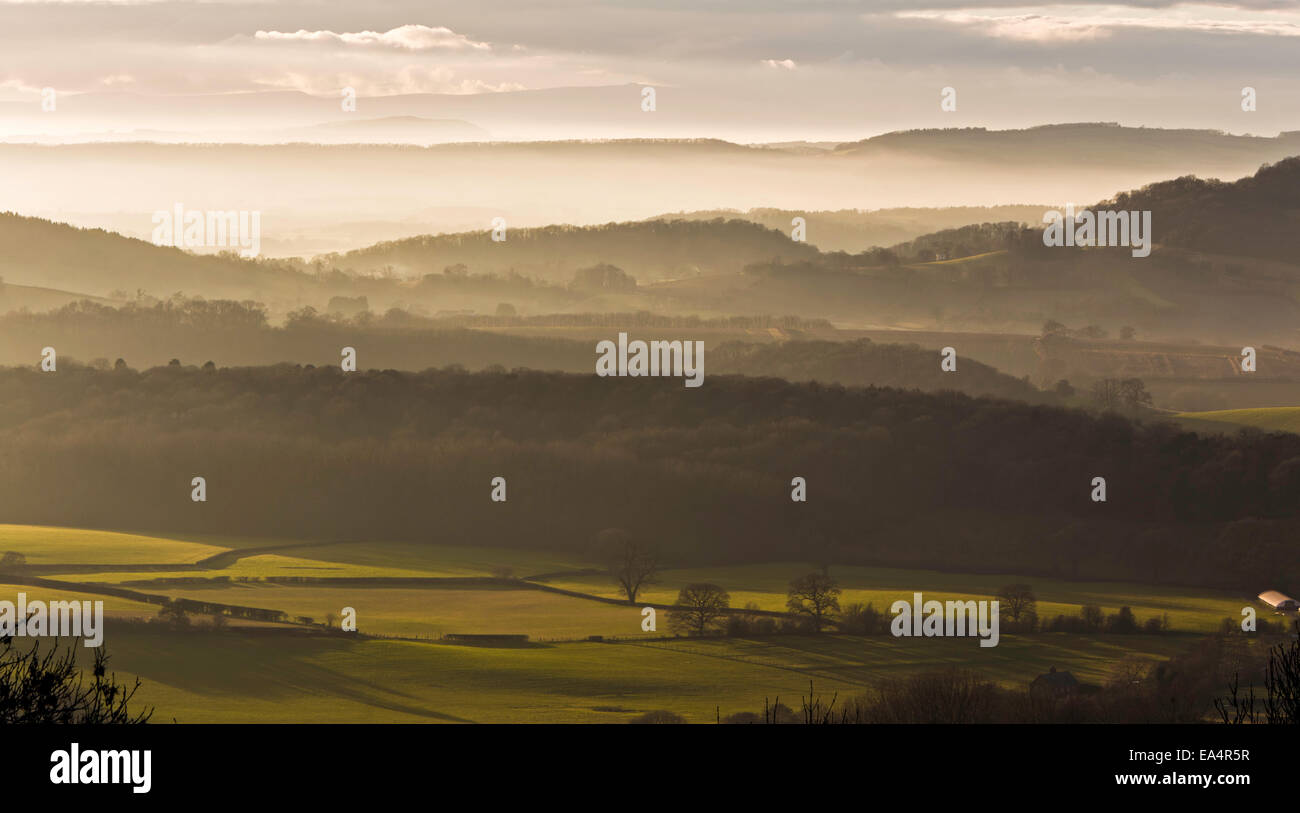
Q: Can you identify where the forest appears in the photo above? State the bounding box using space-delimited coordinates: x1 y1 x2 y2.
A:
0 363 1295 594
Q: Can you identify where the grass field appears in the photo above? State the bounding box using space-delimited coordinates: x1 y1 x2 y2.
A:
141 583 655 640
284 540 592 578
0 525 229 565
0 582 159 619
3 524 1260 722
72 626 1196 723
20 525 1257 637
70 553 438 583
1175 406 1300 434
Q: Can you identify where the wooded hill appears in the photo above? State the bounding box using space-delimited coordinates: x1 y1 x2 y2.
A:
0 363 1296 594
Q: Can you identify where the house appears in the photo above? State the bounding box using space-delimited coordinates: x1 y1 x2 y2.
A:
1258 590 1299 612
1031 666 1079 697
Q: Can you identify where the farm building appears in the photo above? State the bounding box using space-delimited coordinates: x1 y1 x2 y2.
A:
1030 667 1078 697
1258 591 1299 612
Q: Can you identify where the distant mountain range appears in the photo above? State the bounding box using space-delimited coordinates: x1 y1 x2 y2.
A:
2 123 1296 256
1 116 491 146
836 123 1300 177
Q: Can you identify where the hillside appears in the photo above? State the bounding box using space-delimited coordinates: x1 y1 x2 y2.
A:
0 279 115 311
321 218 820 282
1104 155 1300 264
646 206 1049 253
0 213 314 304
0 214 586 316
684 159 1300 344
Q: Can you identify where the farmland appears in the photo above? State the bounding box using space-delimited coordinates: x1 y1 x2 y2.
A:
0 525 228 566
67 624 1196 724
1174 407 1300 435
0 522 1270 722
1 524 1256 639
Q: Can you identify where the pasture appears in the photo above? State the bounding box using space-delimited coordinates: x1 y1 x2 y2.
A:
65 625 1196 724
0 525 228 566
1 523 1261 723
1175 406 1300 435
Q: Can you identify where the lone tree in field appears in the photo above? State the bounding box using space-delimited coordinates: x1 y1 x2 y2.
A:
1118 378 1153 413
0 637 152 724
594 528 659 604
668 583 731 636
1092 377 1151 415
996 584 1037 625
786 573 841 632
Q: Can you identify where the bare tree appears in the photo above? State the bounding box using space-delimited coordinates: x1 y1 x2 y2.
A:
595 528 659 604
0 638 152 724
786 573 841 632
996 584 1037 624
1091 378 1122 412
1264 622 1300 724
668 583 731 636
1217 622 1300 725
1216 671 1256 725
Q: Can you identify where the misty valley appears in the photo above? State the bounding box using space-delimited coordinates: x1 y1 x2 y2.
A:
0 12 1297 787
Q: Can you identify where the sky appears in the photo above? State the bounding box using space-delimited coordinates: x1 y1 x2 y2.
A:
0 0 1297 141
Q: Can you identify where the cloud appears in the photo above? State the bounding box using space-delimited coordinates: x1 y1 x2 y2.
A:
252 64 526 96
896 6 1300 42
762 58 797 69
253 24 493 51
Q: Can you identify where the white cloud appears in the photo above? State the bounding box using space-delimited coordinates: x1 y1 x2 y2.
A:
761 58 797 69
253 24 493 51
897 5 1300 42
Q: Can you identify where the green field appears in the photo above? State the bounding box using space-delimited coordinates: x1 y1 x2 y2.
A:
0 524 1262 722
1175 406 1300 434
73 626 1194 723
0 582 159 619
284 540 592 578
70 553 438 583
143 583 655 640
49 557 1253 638
0 525 229 565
